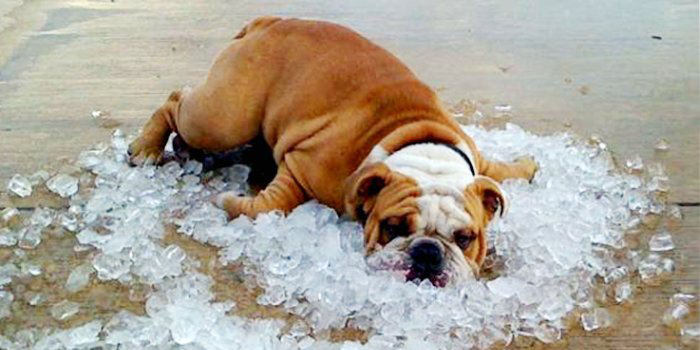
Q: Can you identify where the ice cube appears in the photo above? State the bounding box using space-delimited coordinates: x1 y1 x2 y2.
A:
614 281 633 304
30 207 53 228
23 291 46 306
92 253 131 281
51 300 80 321
649 231 674 251
0 291 13 319
20 262 42 277
625 155 643 171
0 207 21 226
670 293 697 306
494 104 512 114
0 264 19 286
18 227 42 249
183 160 203 175
487 277 521 299
65 263 94 293
533 323 561 344
681 323 700 344
662 301 689 326
7 174 32 197
57 320 102 348
91 110 105 118
654 138 670 151
580 308 612 331
638 253 662 285
46 174 79 198
0 228 18 247
0 335 13 350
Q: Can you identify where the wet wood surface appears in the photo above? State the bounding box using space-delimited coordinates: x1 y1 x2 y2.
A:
0 0 698 348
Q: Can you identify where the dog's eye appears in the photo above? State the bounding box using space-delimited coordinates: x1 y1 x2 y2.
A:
454 229 475 250
381 217 409 240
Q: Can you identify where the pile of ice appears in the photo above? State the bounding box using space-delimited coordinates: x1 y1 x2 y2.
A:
0 123 690 349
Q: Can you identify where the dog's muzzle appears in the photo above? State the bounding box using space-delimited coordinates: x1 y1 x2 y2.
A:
406 238 445 283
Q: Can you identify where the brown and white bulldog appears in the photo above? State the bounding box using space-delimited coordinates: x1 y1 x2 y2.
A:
128 17 537 286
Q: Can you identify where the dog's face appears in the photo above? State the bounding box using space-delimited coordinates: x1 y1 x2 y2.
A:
345 163 506 287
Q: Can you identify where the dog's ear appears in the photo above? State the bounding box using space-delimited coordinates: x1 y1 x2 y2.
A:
467 176 508 220
344 163 391 222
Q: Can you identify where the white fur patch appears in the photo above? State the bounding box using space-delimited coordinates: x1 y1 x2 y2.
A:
416 194 472 239
360 145 389 168
383 143 475 190
384 143 476 237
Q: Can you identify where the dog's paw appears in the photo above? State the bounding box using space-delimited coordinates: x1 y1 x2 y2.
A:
515 156 539 182
128 136 164 166
213 191 248 219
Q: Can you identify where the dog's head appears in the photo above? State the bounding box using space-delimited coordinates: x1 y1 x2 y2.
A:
344 161 506 287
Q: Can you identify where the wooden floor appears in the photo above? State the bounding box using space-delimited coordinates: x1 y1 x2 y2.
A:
0 0 698 348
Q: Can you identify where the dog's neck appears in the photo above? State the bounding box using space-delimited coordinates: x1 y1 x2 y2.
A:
383 142 476 192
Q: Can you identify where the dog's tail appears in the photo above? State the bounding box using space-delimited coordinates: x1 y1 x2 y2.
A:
233 16 283 40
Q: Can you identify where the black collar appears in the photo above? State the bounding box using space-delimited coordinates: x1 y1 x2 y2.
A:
399 141 475 176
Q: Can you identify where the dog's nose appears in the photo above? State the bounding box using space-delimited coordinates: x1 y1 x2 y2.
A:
408 240 444 280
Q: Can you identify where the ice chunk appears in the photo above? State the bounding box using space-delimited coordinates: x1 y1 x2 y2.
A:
0 264 19 286
29 207 53 228
20 262 42 277
0 207 21 226
51 300 80 321
0 228 18 247
57 320 102 348
533 323 561 344
104 310 169 347
28 170 51 185
638 253 663 285
580 308 612 331
92 253 131 281
487 277 523 299
681 323 700 344
670 293 697 305
494 104 512 114
65 264 94 293
18 227 42 249
654 138 670 151
662 301 689 327
614 281 633 304
46 174 79 198
648 231 674 251
183 160 203 175
0 291 13 319
625 155 643 171
7 174 32 197
23 291 46 306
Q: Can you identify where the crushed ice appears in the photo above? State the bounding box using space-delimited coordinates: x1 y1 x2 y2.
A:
0 122 689 348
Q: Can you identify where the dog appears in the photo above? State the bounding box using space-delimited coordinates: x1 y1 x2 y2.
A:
128 17 537 286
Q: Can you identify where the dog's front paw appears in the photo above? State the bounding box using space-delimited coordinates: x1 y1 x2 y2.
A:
128 136 164 166
213 191 249 219
515 156 538 182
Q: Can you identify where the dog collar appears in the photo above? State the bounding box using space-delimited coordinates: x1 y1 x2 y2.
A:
400 141 476 176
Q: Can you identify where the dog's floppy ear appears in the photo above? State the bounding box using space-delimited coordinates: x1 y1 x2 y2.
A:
468 176 508 220
344 163 391 222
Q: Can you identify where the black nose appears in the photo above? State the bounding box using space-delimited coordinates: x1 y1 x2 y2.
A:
408 240 444 279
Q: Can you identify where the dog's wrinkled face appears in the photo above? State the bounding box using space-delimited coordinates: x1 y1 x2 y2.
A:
345 162 506 287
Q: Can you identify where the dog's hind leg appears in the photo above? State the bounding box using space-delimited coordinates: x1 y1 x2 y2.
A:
479 156 538 183
128 90 182 166
214 162 307 219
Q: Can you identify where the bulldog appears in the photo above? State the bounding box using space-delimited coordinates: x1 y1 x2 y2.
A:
128 17 537 286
